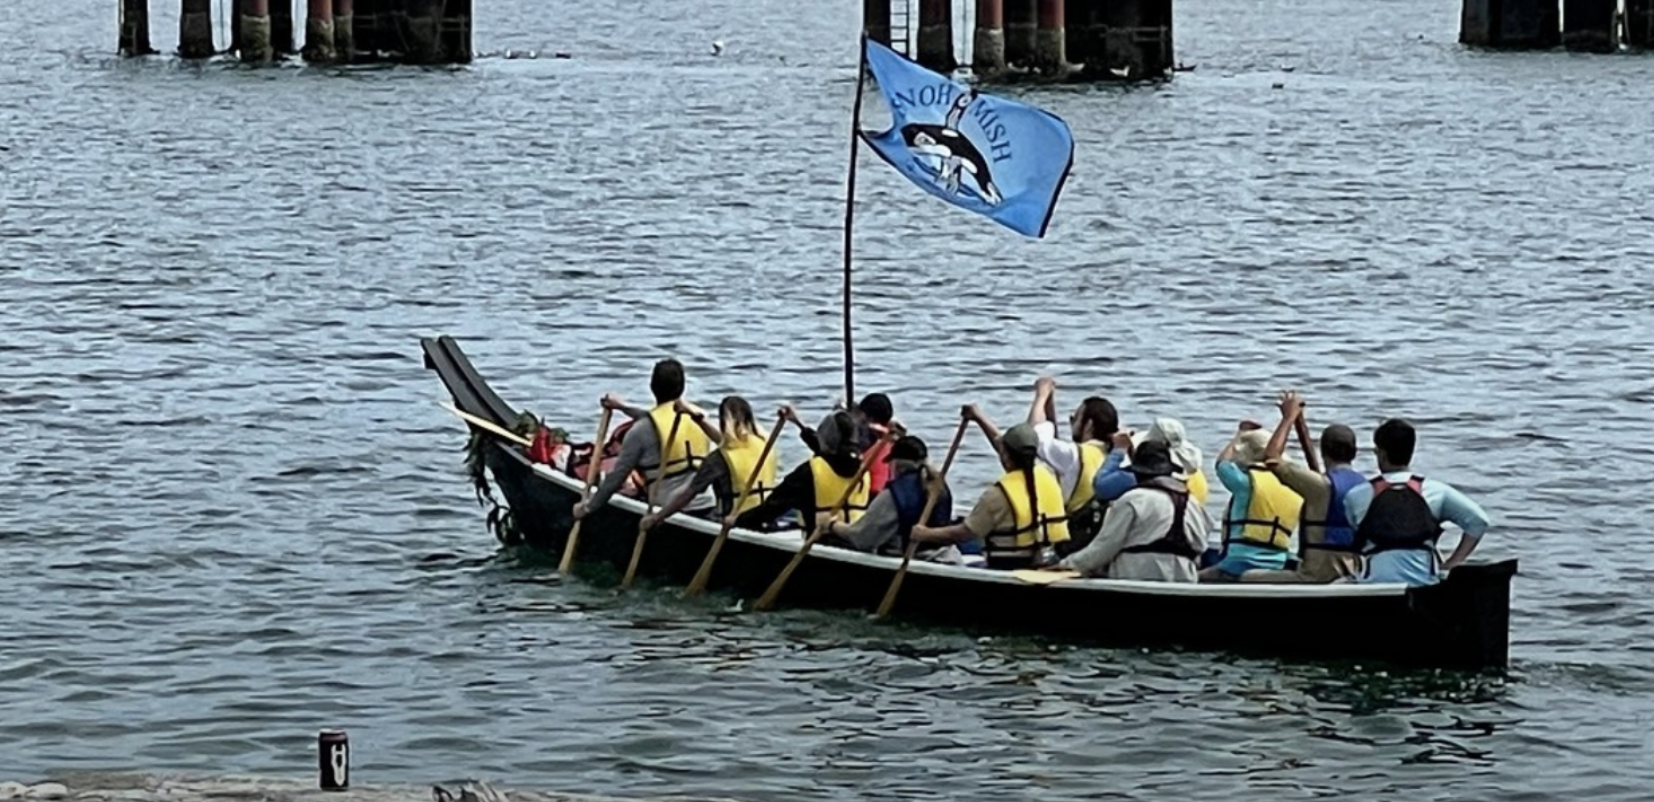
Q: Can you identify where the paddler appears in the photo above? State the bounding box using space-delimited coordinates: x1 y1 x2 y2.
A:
1056 440 1209 581
639 396 779 530
1091 416 1211 506
1199 423 1304 582
960 376 1118 550
573 358 713 520
731 409 870 535
910 419 1069 569
1240 391 1364 583
817 434 956 556
1343 418 1491 585
783 393 900 495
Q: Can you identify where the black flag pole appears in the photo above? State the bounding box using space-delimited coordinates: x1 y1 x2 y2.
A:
840 33 869 406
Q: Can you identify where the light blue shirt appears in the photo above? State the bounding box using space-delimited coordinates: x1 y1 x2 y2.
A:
1342 471 1492 586
1214 460 1288 571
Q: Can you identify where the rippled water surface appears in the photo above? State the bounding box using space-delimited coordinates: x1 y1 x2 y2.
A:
5 0 1654 798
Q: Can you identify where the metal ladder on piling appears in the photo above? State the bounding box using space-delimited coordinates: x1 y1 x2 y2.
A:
889 0 912 55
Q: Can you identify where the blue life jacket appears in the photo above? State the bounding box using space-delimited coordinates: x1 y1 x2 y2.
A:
887 468 953 549
1322 467 1365 549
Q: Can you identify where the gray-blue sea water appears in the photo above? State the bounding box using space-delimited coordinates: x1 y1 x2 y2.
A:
4 0 1654 798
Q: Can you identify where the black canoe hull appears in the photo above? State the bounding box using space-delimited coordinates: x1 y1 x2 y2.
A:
422 335 1517 671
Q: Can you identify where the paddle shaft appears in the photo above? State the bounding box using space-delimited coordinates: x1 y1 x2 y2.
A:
685 413 788 598
753 431 895 612
622 407 688 589
1294 414 1322 474
558 408 614 575
442 402 532 448
874 417 970 620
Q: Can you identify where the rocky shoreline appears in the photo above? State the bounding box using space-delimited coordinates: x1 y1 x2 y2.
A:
0 776 739 802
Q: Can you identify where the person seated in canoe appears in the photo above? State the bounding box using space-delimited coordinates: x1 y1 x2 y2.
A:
961 377 1118 551
1344 418 1491 586
783 393 900 495
637 395 779 530
1092 416 1210 506
572 358 713 520
732 409 870 535
817 434 960 557
1240 391 1364 583
1199 424 1303 582
910 420 1070 570
1055 440 1209 581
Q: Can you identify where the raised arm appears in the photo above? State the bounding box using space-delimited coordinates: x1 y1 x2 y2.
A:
1264 391 1304 465
675 399 722 445
962 403 1002 446
1027 375 1057 426
601 393 649 421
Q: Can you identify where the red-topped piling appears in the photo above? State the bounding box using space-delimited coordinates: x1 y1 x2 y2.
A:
304 0 336 62
240 0 272 61
974 0 1006 77
335 0 355 60
271 0 295 54
119 0 155 54
178 0 214 58
1562 0 1618 51
916 0 956 71
1034 0 1066 74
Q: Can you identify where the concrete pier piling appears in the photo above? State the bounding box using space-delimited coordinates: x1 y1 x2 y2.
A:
864 0 893 46
1631 0 1654 48
1562 0 1618 51
1070 0 1173 80
400 0 444 63
271 0 295 54
1005 0 1036 67
335 0 356 60
118 0 154 54
353 0 381 60
178 0 214 58
916 0 957 71
303 0 336 62
1460 0 1559 47
240 0 272 61
1034 0 1067 74
440 0 474 63
974 0 1006 77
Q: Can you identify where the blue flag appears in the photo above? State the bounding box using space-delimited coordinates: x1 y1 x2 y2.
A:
859 38 1075 239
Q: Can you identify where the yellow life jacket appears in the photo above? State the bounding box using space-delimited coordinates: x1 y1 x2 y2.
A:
1065 441 1107 514
645 402 709 482
719 432 778 515
1186 468 1210 506
808 456 869 525
989 464 1071 559
1224 467 1302 551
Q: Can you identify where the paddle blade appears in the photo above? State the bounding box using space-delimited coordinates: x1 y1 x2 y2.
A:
1010 569 1081 586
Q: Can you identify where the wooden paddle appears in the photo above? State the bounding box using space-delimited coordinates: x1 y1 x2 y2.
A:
1293 407 1323 474
752 431 895 612
441 401 532 448
684 412 788 598
1010 569 1081 585
622 407 687 589
558 408 614 575
872 418 970 620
